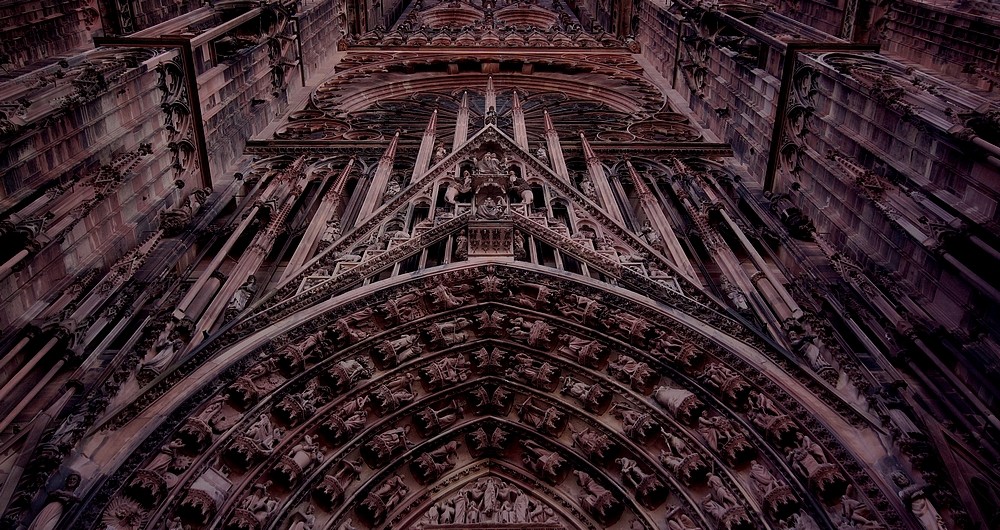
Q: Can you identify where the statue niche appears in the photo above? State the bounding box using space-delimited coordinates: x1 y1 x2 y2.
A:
617 456 669 509
313 458 362 508
273 435 324 487
607 354 659 393
357 475 409 525
411 440 460 484
653 383 706 425
317 396 369 445
414 399 464 437
560 376 612 413
321 357 373 392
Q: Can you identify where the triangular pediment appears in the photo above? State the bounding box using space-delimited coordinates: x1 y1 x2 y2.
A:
261 123 701 318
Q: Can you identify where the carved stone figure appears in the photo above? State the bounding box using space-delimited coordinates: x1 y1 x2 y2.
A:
314 458 362 507
380 291 423 322
471 346 506 374
433 142 447 163
698 414 755 465
274 435 324 486
370 373 417 415
535 144 548 162
651 332 701 368
227 275 258 316
521 440 566 483
665 504 700 530
127 437 187 505
574 471 623 525
322 357 372 392
228 413 283 468
560 376 612 412
411 441 460 483
556 334 607 368
274 379 324 426
420 353 471 389
787 433 847 501
608 311 652 342
374 333 422 367
703 496 753 530
707 473 741 508
571 427 616 463
557 293 604 324
334 308 378 342
467 425 510 456
747 460 797 518
427 317 473 347
659 431 709 485
28 473 81 530
608 354 658 391
363 426 412 465
358 475 408 524
653 384 705 425
415 399 463 436
507 317 554 347
617 456 668 508
512 282 553 310
517 397 567 435
232 481 280 528
470 386 513 415
227 354 283 407
894 473 946 530
288 504 315 530
318 396 368 444
839 487 881 529
319 218 341 246
699 362 751 405
507 352 560 391
427 281 471 309
611 402 658 442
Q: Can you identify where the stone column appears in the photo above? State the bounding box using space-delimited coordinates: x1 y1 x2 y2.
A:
453 92 470 150
625 161 698 281
512 91 529 150
543 111 570 183
0 329 65 404
282 159 356 281
412 110 438 181
356 131 400 222
485 76 496 117
579 132 624 224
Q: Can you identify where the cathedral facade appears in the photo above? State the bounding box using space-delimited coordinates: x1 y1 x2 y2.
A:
0 0 998 529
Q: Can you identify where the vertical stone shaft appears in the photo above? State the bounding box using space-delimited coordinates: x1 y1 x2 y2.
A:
453 92 470 150
579 132 624 224
543 111 570 182
512 91 529 150
485 76 496 114
625 160 698 282
282 158 356 281
412 110 438 181
357 131 400 222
